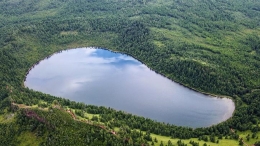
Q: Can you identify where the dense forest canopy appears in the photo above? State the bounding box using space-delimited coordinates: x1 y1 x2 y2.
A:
0 0 260 145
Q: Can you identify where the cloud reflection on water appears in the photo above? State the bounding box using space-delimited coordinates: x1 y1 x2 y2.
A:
25 48 235 128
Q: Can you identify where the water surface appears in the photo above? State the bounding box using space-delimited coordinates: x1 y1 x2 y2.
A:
25 47 234 128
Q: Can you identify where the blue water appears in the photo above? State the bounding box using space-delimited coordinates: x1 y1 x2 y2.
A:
25 47 234 128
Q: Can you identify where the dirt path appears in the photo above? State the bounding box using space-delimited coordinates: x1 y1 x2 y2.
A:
230 128 250 146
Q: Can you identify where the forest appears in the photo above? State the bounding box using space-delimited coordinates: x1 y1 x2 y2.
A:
0 0 260 145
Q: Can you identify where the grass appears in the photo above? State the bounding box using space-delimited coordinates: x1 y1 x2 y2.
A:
84 113 100 120
60 31 78 36
17 132 44 146
114 127 120 132
114 128 240 146
237 130 260 145
0 113 15 123
65 107 100 120
149 133 239 146
148 130 260 146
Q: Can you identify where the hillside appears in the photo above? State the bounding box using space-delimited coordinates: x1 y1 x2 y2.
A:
0 0 260 145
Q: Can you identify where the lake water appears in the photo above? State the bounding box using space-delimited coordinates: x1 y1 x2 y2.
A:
24 47 234 128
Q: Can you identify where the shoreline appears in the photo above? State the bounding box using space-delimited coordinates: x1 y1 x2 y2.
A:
23 46 236 128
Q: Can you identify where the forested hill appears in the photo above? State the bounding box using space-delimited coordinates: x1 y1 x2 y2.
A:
1 0 260 145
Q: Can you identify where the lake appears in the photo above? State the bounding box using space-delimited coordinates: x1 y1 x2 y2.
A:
24 47 235 128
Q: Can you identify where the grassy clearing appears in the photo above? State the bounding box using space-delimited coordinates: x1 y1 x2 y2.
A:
60 31 78 36
149 130 260 146
17 132 44 146
237 130 260 145
0 113 15 123
149 133 239 146
84 113 100 120
66 107 100 121
114 127 120 132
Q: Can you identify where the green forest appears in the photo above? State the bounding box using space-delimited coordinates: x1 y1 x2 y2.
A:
0 0 260 145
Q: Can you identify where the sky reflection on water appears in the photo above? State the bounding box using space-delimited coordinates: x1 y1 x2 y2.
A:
25 47 235 128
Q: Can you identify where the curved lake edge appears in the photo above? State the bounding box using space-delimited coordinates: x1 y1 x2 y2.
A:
23 46 235 128
109 48 236 100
